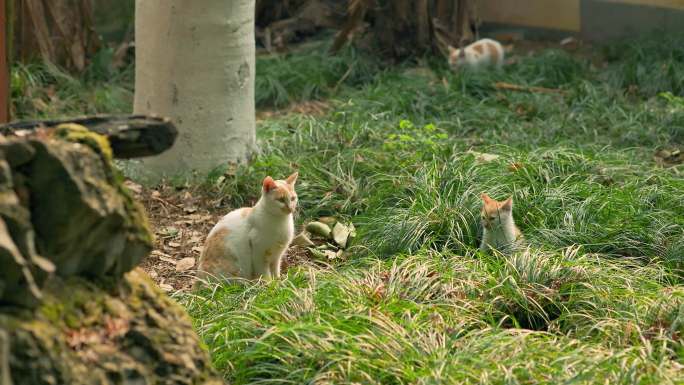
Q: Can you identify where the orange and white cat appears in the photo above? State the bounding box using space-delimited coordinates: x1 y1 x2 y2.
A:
448 38 507 70
198 172 298 280
479 193 524 253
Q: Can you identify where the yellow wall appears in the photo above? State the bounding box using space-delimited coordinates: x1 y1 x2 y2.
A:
602 0 684 9
477 0 581 32
478 0 684 32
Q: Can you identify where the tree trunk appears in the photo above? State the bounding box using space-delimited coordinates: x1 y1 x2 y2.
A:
11 0 101 71
132 0 257 181
332 0 478 59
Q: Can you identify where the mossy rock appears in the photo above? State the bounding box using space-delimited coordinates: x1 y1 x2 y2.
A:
54 123 114 165
0 269 224 385
0 129 153 306
22 137 152 278
0 150 54 308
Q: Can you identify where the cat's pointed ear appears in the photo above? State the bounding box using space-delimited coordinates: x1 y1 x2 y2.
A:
263 176 277 193
285 171 298 186
501 197 513 211
459 47 466 58
481 193 493 204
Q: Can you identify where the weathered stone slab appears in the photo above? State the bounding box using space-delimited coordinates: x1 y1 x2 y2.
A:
1 269 224 385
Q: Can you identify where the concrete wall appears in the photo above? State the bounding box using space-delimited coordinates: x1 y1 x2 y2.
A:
477 0 684 41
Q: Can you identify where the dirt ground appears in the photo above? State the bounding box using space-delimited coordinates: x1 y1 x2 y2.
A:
128 181 218 292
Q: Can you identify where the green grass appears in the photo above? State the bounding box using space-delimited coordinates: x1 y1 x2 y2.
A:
12 33 684 384
184 33 684 384
255 39 381 108
10 57 134 119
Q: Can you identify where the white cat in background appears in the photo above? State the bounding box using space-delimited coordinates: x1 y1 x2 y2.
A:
448 38 509 70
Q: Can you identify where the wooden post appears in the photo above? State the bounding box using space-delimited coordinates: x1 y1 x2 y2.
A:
0 0 9 123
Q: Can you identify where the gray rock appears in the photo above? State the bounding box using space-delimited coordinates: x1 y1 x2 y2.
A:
0 131 153 306
0 122 220 385
0 157 54 307
0 137 36 167
1 270 224 385
24 139 152 278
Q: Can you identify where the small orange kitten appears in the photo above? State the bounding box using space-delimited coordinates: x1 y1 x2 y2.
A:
448 38 506 70
479 193 524 253
198 172 298 280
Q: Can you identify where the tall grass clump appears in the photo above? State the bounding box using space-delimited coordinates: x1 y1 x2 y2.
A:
10 49 135 120
256 40 380 108
182 249 683 384
602 32 684 97
508 49 590 88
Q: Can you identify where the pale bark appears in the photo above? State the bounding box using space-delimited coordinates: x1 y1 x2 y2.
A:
132 0 256 181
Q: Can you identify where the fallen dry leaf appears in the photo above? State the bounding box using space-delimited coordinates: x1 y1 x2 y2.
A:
159 283 174 292
152 250 177 265
175 257 196 272
467 150 500 163
560 36 579 50
654 148 684 167
188 234 202 244
123 180 143 195
508 162 524 172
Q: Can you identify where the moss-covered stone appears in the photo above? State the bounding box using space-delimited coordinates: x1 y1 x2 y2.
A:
0 129 154 305
23 138 153 278
1 269 224 385
0 123 212 384
0 151 54 308
54 123 114 165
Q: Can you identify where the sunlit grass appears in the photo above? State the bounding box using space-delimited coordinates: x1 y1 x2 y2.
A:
184 32 683 384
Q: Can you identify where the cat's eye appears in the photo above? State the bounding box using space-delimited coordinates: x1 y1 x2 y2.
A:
290 197 296 201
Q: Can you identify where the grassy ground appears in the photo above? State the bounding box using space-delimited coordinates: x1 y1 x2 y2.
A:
184 36 684 384
12 35 684 384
